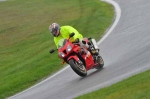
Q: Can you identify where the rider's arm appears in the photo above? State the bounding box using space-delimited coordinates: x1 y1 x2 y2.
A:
54 36 63 48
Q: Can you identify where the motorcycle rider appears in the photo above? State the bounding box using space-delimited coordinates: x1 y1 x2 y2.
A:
49 23 84 48
49 23 90 55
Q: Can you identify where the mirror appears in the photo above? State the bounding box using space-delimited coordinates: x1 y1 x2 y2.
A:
49 49 55 54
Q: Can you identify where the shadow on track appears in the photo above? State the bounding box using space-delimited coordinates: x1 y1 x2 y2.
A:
79 67 105 80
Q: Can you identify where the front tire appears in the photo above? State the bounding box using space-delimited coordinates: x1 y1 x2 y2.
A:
68 59 87 77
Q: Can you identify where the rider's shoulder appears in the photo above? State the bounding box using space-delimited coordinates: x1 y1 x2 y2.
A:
61 25 73 29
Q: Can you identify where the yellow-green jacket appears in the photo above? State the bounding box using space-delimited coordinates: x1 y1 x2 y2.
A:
54 26 83 48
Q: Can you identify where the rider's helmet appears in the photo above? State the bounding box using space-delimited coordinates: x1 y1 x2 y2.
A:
49 23 60 37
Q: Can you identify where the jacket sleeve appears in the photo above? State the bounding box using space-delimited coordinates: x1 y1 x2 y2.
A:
54 36 62 48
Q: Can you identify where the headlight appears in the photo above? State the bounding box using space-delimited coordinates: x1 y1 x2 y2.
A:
66 44 72 52
58 52 65 58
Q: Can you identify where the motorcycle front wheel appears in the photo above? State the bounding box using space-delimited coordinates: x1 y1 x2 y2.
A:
68 59 87 77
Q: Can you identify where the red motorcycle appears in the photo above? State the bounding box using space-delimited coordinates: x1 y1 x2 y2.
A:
50 33 104 77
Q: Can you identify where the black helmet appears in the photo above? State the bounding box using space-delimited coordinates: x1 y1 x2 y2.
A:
49 23 60 37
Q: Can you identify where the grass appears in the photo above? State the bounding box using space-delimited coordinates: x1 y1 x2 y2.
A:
75 70 150 99
0 0 114 98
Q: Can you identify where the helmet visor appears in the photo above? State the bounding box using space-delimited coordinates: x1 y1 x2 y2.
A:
51 29 59 36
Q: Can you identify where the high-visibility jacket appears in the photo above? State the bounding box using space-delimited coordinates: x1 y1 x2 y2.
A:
54 26 83 48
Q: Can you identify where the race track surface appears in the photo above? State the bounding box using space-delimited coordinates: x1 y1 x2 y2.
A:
8 0 150 99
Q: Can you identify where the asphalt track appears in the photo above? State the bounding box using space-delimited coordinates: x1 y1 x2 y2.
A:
8 0 150 99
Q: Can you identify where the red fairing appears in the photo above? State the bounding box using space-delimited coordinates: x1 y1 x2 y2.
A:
82 51 95 70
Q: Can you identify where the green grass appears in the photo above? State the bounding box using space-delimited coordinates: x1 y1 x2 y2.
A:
75 70 150 99
0 0 114 98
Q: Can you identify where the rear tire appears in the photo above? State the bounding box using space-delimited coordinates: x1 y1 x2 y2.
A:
95 56 104 69
68 59 87 77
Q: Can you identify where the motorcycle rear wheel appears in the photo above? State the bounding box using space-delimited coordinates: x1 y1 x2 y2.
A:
69 59 87 77
95 56 104 69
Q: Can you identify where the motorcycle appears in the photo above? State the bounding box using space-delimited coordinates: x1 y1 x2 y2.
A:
50 33 104 77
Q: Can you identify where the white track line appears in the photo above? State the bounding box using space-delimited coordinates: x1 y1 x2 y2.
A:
8 0 121 98
98 0 121 45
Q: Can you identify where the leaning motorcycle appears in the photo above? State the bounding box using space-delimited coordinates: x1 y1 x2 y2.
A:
50 33 104 77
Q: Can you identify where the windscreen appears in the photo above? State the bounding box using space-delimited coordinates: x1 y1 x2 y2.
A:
58 39 66 48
